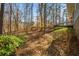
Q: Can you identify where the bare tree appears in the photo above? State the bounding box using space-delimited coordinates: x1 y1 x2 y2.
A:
43 3 47 33
14 4 19 33
0 3 4 34
9 3 12 33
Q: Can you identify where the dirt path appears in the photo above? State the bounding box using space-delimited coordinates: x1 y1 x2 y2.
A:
15 27 79 56
15 29 55 56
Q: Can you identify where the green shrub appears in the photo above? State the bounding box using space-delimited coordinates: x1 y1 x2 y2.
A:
0 35 24 56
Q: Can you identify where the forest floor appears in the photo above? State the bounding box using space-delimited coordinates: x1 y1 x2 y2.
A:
15 27 79 56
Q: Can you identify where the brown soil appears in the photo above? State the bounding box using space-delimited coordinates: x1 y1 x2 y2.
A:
15 28 79 56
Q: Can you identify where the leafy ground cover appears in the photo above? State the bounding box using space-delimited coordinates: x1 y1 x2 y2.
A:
0 35 25 56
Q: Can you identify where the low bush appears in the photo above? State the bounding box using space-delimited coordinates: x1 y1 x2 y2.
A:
0 35 24 56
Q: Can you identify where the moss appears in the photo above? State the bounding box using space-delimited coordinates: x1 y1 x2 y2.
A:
53 27 73 33
54 27 68 32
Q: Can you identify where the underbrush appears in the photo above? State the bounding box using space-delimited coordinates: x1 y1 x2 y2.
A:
0 35 25 56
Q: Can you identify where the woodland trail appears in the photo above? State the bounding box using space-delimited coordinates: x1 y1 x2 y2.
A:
15 28 55 56
15 27 79 56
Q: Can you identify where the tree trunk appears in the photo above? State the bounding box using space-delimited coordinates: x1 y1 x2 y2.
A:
0 3 4 34
9 3 12 33
43 3 46 34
